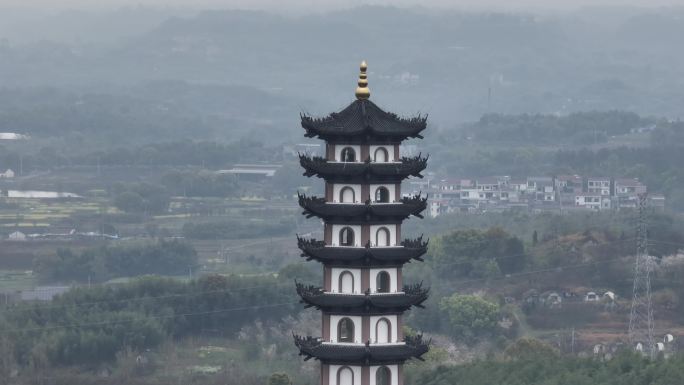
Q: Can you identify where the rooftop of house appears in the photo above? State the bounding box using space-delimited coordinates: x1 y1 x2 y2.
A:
476 176 501 185
556 175 582 182
437 178 465 185
430 199 451 204
528 176 553 182
614 178 644 187
217 164 282 177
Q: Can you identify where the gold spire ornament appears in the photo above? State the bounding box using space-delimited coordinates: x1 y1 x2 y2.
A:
355 60 370 100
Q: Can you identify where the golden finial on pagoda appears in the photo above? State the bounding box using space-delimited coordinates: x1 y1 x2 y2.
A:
355 60 370 100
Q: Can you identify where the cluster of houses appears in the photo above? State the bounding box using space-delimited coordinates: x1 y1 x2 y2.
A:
5 229 119 241
422 175 665 217
521 289 618 310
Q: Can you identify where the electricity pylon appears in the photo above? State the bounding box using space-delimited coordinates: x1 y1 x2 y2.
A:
628 193 655 358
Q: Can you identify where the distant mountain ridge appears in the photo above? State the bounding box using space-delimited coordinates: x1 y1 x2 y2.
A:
0 7 683 123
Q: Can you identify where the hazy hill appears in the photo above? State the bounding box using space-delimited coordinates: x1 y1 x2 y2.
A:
1 6 684 125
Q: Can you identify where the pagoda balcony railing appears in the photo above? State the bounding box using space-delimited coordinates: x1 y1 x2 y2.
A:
295 282 429 312
296 235 428 265
298 193 427 221
299 154 428 181
293 333 430 365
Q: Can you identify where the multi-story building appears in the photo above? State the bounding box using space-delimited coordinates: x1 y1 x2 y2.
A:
614 178 647 196
295 61 429 385
528 177 555 202
555 175 583 194
587 177 611 196
575 193 611 211
612 178 648 210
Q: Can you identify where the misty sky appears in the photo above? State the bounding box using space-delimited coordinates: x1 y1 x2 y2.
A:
3 0 684 12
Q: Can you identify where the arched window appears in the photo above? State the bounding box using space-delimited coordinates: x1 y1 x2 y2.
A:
339 271 354 293
338 318 355 343
376 271 390 293
375 187 390 203
341 147 356 162
339 227 355 246
375 318 391 343
374 147 389 163
376 366 391 385
337 366 354 385
340 187 355 203
375 227 390 247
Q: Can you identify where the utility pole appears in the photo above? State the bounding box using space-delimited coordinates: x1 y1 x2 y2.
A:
628 194 655 359
571 328 575 354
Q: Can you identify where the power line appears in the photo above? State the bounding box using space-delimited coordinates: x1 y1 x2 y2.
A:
0 253 643 336
0 237 638 315
1 301 299 335
435 254 637 291
0 255 640 335
0 281 294 314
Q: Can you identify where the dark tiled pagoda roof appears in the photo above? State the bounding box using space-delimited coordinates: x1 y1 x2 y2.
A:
295 282 429 314
296 236 428 266
293 334 429 365
298 193 427 222
301 100 427 143
299 154 428 183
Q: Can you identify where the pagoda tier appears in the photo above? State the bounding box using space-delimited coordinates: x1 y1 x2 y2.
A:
297 236 428 266
294 334 429 365
299 154 428 183
295 282 429 314
298 193 427 222
301 99 427 144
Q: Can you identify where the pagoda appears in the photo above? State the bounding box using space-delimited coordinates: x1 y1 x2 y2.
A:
294 61 430 385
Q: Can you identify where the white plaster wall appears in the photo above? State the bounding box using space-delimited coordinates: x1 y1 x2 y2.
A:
334 144 362 162
369 315 399 343
369 268 399 293
329 315 363 343
331 268 362 294
329 365 362 385
369 365 399 385
333 184 362 203
331 224 362 247
369 224 397 247
370 184 396 203
370 145 394 162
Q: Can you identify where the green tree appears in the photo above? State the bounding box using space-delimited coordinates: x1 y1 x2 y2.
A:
278 263 318 283
431 227 525 277
114 191 144 213
268 373 292 385
439 293 500 341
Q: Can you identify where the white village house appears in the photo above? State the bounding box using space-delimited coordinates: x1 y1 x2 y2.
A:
8 231 27 241
0 169 15 178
